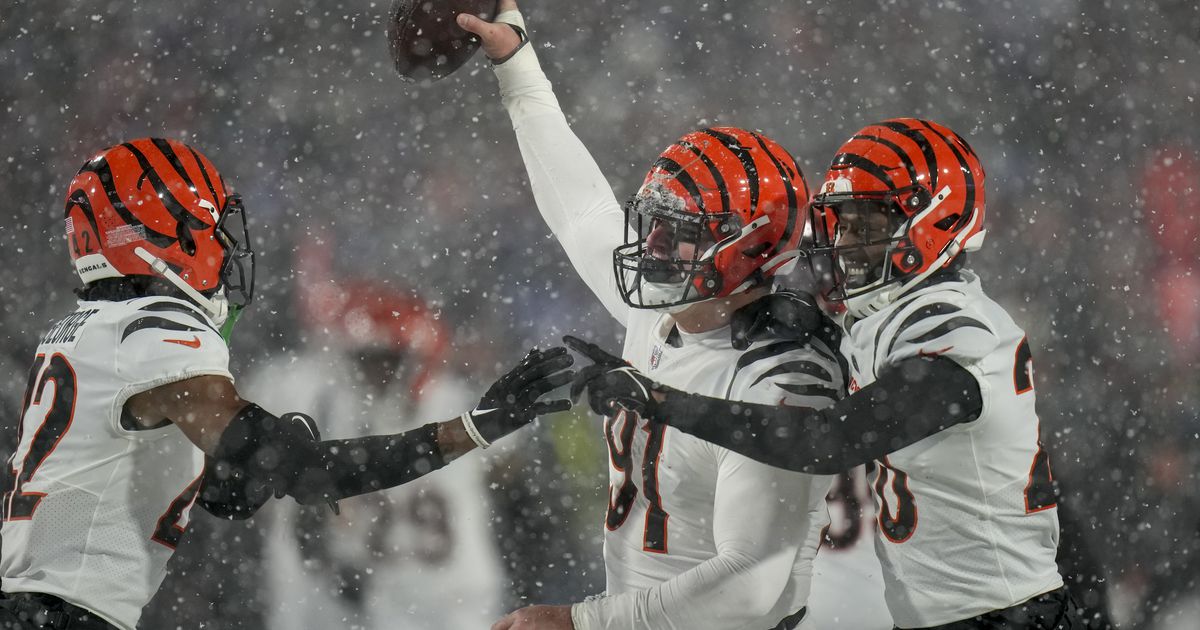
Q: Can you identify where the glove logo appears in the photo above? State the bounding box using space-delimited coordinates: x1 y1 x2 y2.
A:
649 345 663 370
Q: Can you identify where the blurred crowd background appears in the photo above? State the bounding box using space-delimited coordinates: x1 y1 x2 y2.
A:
1 0 1197 628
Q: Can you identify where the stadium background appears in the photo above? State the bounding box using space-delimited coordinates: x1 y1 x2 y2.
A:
1 1 1197 627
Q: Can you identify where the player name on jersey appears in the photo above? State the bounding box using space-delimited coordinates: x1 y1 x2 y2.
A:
41 308 99 345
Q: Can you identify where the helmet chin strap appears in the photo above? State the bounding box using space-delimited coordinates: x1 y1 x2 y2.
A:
133 247 229 325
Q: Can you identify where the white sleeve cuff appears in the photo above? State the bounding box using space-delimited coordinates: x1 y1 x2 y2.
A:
491 12 554 101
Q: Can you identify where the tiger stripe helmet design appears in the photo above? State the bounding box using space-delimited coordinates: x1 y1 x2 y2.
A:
64 138 254 326
809 118 986 317
614 127 809 310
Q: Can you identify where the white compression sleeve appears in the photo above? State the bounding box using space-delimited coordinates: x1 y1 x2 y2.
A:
492 12 631 325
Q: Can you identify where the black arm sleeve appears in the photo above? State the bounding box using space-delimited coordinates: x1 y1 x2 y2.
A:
200 404 448 518
653 356 983 474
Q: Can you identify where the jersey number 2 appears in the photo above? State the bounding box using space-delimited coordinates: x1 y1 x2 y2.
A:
1015 337 1056 513
4 354 77 521
605 410 669 553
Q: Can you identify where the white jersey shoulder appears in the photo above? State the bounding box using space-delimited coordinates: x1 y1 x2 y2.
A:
1 297 229 630
841 272 1063 627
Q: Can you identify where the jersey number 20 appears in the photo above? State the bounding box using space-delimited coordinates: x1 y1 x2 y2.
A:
872 337 1057 541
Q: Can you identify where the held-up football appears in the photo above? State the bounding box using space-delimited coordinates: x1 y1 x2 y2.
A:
387 0 498 82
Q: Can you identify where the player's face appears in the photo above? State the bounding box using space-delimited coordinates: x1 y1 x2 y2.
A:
832 200 898 289
644 218 712 263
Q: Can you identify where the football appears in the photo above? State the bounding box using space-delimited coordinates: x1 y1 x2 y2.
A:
387 0 498 82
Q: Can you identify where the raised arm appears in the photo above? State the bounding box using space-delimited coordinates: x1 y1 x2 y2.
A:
460 3 630 323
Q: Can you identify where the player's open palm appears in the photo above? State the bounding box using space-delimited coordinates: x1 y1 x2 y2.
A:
492 604 574 630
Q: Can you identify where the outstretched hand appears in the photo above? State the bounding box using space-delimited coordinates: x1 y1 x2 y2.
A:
457 0 524 61
464 347 574 448
563 335 662 418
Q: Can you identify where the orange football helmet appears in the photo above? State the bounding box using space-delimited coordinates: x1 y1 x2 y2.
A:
64 138 254 328
808 118 986 316
614 127 809 310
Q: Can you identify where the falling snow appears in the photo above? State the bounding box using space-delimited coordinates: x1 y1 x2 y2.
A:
0 1 1197 629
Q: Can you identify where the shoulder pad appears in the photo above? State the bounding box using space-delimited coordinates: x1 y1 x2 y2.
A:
875 292 998 370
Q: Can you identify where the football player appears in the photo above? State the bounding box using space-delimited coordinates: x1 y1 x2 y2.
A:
0 138 573 630
573 119 1082 628
460 4 845 630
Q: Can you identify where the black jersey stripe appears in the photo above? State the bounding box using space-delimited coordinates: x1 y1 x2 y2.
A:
138 301 218 333
804 335 840 368
873 300 919 358
734 340 808 373
775 383 842 400
121 316 206 342
884 303 962 357
725 339 809 399
901 316 992 347
749 360 834 389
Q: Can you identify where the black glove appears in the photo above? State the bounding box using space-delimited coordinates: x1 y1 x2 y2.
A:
200 411 340 517
564 335 662 418
462 347 575 448
730 289 825 350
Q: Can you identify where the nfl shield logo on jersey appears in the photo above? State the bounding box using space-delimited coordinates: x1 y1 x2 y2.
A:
649 344 663 370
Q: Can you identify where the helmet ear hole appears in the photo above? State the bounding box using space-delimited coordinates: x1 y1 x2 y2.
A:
742 242 771 258
176 220 197 256
934 213 960 231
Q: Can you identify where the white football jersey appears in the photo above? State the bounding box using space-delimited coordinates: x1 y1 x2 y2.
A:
841 271 1063 628
1 297 230 630
245 353 504 630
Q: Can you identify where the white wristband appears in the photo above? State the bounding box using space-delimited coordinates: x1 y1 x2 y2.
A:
460 411 492 449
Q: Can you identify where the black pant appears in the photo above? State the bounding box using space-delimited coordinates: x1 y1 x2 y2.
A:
0 592 116 630
907 586 1081 630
